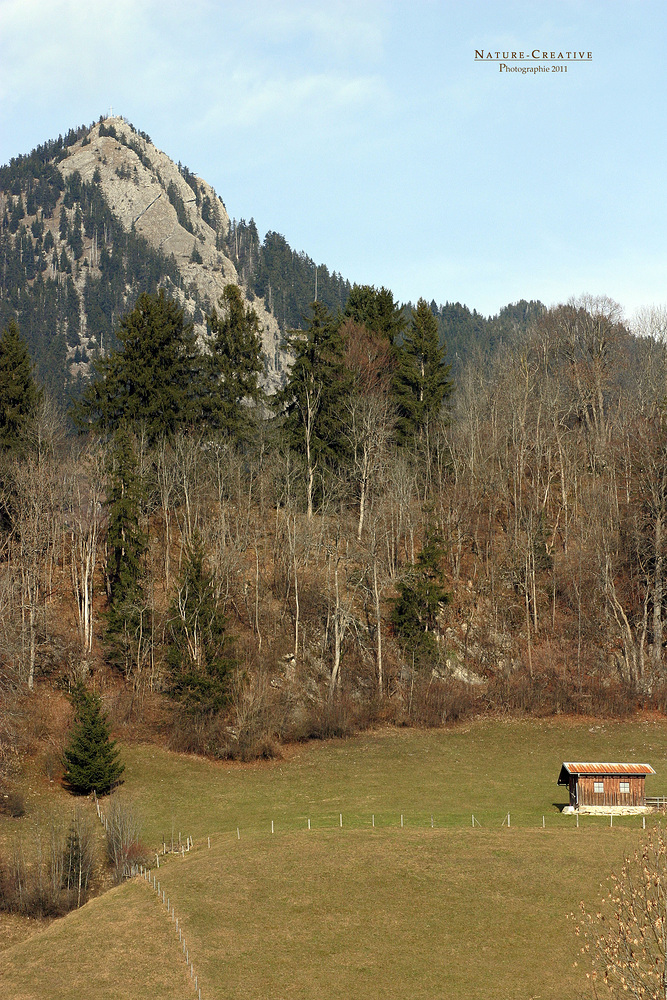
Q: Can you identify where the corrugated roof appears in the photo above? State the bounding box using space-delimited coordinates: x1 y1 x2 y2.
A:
561 762 655 775
558 762 655 785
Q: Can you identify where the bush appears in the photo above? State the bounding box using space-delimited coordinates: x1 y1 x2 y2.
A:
0 791 25 817
105 794 147 882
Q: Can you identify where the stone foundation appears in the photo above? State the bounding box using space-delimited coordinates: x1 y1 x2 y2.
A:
562 804 652 816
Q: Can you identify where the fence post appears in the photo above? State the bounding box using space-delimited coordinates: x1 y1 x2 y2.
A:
237 827 240 840
610 814 613 828
400 814 404 828
308 818 311 830
507 812 510 828
372 814 375 828
576 812 579 828
643 815 646 830
340 813 343 828
431 815 434 828
271 820 274 834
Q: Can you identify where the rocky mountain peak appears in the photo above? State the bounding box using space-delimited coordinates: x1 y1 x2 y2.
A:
58 116 285 387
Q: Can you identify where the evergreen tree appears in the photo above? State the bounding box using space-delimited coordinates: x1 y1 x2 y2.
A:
0 320 41 453
276 301 352 516
390 525 449 665
73 290 200 442
190 241 203 264
393 298 453 447
104 427 147 674
68 208 83 260
62 684 124 795
344 284 405 346
59 205 69 240
202 284 265 441
167 533 235 718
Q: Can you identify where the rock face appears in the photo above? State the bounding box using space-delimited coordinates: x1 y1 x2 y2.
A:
58 117 286 388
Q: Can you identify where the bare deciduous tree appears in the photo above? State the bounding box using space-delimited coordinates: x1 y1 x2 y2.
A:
577 827 667 999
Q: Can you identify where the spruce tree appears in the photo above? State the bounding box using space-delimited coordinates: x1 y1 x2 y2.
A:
73 290 200 443
0 320 41 453
393 298 453 447
276 301 352 515
62 684 124 795
390 524 449 666
167 533 235 719
202 284 265 441
344 284 405 346
104 427 147 674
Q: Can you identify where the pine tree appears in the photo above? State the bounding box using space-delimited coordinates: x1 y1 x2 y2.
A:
393 298 453 447
73 289 200 442
202 284 265 441
277 301 352 516
167 533 235 718
344 284 405 346
104 427 147 675
62 684 124 795
390 524 449 666
0 320 41 453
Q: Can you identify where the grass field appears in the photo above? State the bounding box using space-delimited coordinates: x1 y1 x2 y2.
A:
3 717 667 998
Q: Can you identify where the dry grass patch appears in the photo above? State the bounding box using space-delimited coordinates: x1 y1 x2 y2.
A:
0 879 191 999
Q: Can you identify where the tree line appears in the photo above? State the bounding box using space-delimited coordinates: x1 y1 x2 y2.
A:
1 285 667 763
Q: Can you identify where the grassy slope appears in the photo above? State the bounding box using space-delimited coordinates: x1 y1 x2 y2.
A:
121 717 667 843
164 826 637 1000
3 717 667 998
0 880 192 1000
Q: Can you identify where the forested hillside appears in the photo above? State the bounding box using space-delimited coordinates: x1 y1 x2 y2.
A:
2 271 667 776
2 119 667 777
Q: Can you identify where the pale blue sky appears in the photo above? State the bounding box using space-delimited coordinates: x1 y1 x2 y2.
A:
1 0 665 318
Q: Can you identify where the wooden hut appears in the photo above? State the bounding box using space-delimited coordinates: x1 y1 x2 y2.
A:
557 762 655 810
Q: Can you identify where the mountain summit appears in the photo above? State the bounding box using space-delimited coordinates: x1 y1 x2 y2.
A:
0 117 308 400
59 117 285 387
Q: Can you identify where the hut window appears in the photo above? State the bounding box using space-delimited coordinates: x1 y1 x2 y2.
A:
620 781 630 793
594 781 604 793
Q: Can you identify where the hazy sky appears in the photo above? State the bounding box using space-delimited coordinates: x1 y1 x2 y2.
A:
1 0 665 318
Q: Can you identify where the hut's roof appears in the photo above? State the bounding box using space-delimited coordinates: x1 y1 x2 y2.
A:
557 762 655 785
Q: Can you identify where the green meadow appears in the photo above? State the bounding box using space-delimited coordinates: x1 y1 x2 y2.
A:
2 718 667 998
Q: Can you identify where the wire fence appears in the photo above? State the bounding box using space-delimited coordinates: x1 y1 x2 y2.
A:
140 864 202 1000
104 802 660 1000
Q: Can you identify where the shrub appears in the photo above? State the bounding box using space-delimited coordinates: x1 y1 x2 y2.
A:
105 794 147 882
1 791 25 817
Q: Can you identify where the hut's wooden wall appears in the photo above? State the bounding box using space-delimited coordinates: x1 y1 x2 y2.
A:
576 775 645 807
